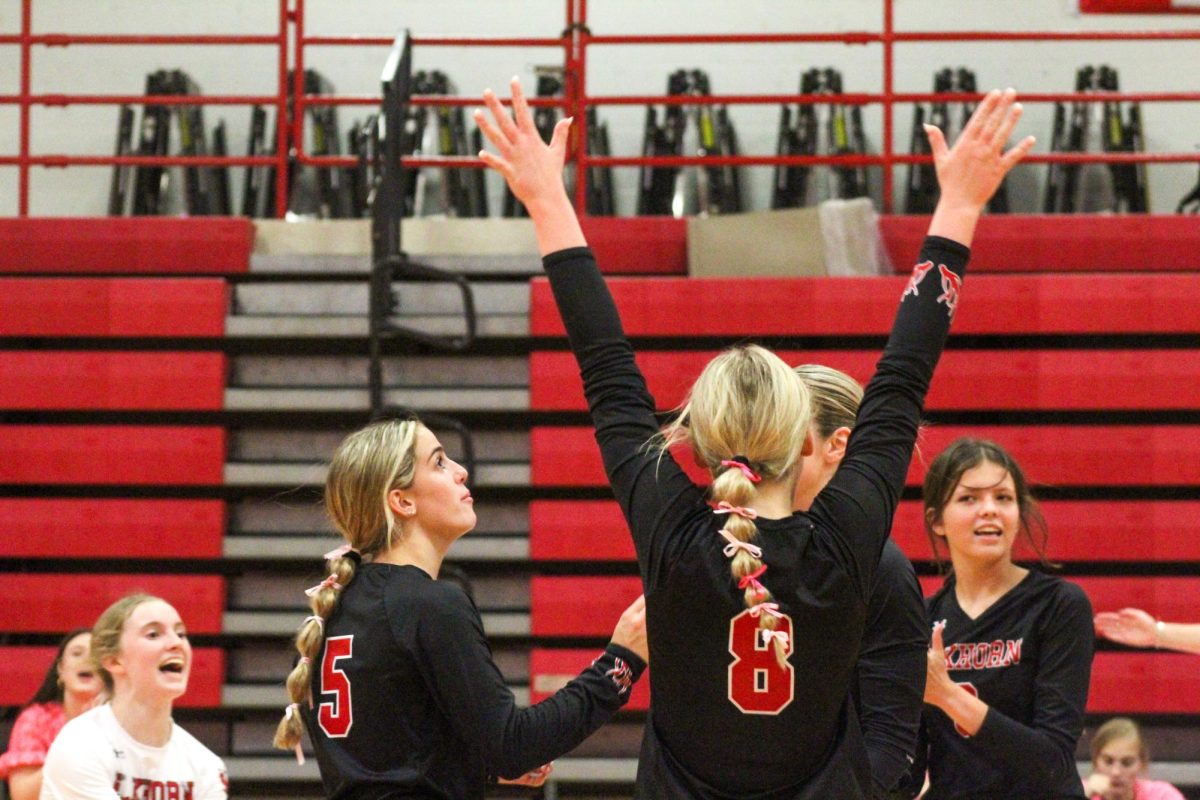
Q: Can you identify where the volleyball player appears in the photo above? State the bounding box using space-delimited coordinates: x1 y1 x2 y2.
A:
477 78 1031 797
910 438 1094 799
273 416 648 798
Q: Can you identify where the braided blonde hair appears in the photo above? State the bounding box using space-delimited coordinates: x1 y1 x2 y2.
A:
659 345 811 666
274 418 422 753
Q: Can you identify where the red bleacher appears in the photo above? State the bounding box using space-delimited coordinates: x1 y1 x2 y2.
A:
0 352 226 410
532 350 1200 412
0 574 225 635
0 425 225 485
0 278 228 337
0 499 224 559
0 218 253 274
530 499 1200 564
531 424 1200 488
0 645 225 708
531 274 1200 338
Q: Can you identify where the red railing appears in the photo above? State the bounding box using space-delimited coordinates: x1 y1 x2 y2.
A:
3 0 1200 216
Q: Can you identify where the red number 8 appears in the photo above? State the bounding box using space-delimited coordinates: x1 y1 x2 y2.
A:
319 635 354 737
727 609 794 715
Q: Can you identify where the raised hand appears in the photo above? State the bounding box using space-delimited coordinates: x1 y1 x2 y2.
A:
474 77 586 255
475 77 573 212
926 88 1035 213
611 594 649 663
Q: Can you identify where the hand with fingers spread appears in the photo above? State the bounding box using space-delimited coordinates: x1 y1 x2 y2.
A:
475 77 586 255
926 87 1035 246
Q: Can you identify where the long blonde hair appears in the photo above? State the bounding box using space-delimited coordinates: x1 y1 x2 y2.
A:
274 417 422 753
659 345 812 666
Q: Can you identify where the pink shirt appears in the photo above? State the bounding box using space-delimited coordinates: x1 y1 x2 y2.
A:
1090 778 1186 800
0 702 66 777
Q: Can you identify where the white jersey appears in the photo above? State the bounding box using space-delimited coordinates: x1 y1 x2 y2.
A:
40 704 227 800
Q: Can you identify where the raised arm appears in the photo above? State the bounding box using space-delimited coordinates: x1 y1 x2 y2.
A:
811 89 1034 593
477 79 709 580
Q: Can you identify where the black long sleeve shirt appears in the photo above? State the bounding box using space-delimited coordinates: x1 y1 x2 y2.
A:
302 562 645 799
857 538 929 798
544 236 968 799
916 570 1094 800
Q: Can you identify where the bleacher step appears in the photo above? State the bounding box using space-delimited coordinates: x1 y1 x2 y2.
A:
223 534 528 561
224 387 529 412
223 462 530 488
222 610 531 637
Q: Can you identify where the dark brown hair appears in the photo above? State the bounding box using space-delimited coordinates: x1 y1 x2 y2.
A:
922 437 1052 571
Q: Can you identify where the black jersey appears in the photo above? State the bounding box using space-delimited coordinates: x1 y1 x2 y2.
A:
543 236 968 799
301 562 645 800
918 570 1093 800
857 539 928 799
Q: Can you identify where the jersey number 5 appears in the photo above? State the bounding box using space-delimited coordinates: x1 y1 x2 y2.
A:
727 609 794 715
319 635 354 737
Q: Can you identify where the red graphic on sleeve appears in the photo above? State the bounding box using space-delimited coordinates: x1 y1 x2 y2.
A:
937 264 962 318
902 260 935 300
605 657 634 695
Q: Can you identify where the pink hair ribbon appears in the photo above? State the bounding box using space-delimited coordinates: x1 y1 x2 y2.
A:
303 615 324 629
760 629 790 650
305 574 343 598
324 543 360 561
717 529 763 559
748 601 782 619
719 459 762 483
284 704 306 764
714 501 758 521
737 564 768 597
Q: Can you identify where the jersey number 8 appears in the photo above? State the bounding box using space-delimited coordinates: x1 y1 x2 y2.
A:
319 635 354 737
727 609 795 715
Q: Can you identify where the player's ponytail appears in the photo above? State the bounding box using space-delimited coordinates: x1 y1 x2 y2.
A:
659 345 811 667
274 417 422 759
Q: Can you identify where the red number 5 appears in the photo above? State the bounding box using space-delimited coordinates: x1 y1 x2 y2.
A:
727 609 794 715
319 635 354 737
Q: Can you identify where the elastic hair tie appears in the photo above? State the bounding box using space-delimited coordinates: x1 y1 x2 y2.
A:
298 656 311 666
714 500 758 521
748 601 782 619
283 704 306 765
760 629 790 650
304 574 343 598
737 564 768 597
324 543 361 565
717 528 762 559
719 457 762 484
303 615 323 629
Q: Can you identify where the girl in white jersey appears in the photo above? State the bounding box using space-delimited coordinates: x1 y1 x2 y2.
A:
40 593 227 800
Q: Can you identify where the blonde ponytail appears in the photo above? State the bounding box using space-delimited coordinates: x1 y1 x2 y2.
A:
274 417 423 758
657 345 811 669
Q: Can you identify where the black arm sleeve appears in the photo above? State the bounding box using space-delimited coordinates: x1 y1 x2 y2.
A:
811 236 970 597
969 583 1094 788
543 247 712 586
857 540 929 797
416 586 645 779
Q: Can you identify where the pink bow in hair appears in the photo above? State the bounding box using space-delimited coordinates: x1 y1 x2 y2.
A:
324 543 360 561
718 529 763 559
760 629 790 650
737 564 768 597
719 459 762 483
305 574 343 598
748 601 782 620
714 501 758 521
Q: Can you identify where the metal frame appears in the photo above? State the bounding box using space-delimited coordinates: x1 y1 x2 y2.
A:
3 0 1200 214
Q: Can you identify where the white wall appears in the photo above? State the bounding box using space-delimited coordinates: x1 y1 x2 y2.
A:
1 0 1197 216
